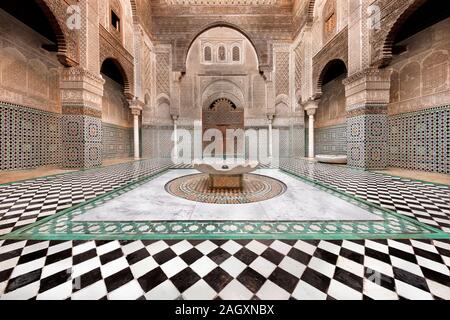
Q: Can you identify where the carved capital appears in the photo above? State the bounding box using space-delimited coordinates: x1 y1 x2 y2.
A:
303 98 320 114
60 67 105 110
173 71 184 83
129 99 144 116
344 68 392 107
260 67 273 82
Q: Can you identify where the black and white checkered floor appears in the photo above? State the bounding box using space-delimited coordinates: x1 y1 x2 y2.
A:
0 159 449 300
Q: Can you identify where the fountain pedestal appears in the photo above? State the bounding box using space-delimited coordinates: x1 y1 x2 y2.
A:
209 174 244 189
193 158 259 190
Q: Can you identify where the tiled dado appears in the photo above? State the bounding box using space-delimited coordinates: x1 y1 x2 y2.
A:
347 110 389 170
314 124 347 156
0 103 61 171
142 125 174 160
102 123 133 160
291 124 305 158
61 114 103 168
389 106 449 174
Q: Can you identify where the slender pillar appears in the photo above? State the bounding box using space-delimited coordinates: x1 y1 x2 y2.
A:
304 99 319 160
267 113 275 159
172 115 179 161
133 114 140 159
307 111 315 159
129 100 144 160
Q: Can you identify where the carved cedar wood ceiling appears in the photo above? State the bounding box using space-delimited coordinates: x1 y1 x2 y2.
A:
164 0 280 5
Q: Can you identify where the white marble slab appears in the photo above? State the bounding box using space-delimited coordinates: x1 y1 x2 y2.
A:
74 169 382 222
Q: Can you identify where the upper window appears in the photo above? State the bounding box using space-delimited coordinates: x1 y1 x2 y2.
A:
324 13 336 36
204 46 212 62
111 10 120 32
232 46 240 62
323 0 337 42
218 46 226 61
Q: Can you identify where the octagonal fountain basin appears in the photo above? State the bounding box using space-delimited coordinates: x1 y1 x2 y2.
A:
192 158 259 175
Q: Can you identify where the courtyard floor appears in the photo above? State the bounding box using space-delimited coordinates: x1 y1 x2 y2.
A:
0 159 449 300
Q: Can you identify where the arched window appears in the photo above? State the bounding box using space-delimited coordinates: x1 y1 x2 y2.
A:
218 46 226 62
232 46 240 62
109 0 123 43
323 0 337 43
204 46 212 62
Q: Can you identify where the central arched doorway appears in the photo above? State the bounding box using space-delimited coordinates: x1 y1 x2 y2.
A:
202 98 244 158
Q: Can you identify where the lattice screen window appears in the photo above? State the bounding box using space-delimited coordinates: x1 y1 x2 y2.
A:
325 13 336 35
111 10 120 32
218 46 226 61
232 46 240 62
203 46 212 62
323 0 337 42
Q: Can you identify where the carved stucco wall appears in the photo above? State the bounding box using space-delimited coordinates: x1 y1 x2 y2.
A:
309 0 348 58
312 27 348 96
149 0 294 72
39 0 80 67
101 76 132 128
387 18 450 115
99 0 135 54
370 0 426 68
315 75 346 128
180 27 265 125
0 10 61 114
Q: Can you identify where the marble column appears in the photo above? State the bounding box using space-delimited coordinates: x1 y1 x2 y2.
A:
267 113 275 159
172 115 179 161
304 99 319 159
129 101 143 160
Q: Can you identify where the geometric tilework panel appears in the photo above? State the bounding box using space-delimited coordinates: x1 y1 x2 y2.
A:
102 123 133 160
242 128 271 161
315 124 347 155
291 124 305 158
0 103 61 171
276 127 290 158
347 114 389 143
346 114 389 170
61 115 102 169
389 106 449 174
142 126 174 160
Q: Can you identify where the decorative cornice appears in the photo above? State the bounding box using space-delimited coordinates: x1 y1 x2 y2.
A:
62 105 102 118
343 68 392 86
99 26 134 64
346 104 388 118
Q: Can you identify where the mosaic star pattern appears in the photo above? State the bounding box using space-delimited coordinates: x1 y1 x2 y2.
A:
165 173 287 204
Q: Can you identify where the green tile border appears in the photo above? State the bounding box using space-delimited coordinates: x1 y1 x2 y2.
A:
2 166 449 241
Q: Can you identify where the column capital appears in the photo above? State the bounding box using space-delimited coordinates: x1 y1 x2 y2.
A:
129 99 144 116
343 68 392 108
260 69 273 82
303 98 320 115
60 67 105 112
171 114 180 123
173 71 184 83
266 113 275 123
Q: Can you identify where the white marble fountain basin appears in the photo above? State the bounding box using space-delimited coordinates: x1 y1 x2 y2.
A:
192 158 259 175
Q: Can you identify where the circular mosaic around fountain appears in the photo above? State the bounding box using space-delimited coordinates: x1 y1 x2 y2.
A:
165 173 287 204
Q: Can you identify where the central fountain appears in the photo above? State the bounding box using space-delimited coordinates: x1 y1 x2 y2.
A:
193 158 259 190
